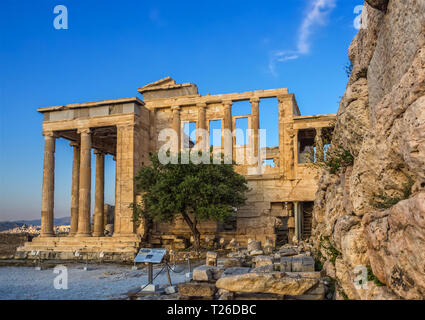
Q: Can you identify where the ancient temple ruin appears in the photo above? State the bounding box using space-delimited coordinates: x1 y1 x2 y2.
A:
17 77 335 260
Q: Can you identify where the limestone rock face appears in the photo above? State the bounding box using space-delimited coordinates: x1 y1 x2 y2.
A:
363 193 425 299
215 272 318 296
313 0 425 300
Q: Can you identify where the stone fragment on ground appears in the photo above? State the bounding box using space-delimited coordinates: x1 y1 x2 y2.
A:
193 265 223 281
215 272 319 296
177 282 217 297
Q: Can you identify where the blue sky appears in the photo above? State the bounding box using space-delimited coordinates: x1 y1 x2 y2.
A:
0 0 363 221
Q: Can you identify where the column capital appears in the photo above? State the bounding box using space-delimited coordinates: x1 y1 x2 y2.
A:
94 149 105 155
197 102 207 109
223 100 233 108
171 105 181 112
43 131 57 138
277 95 291 103
116 122 136 132
250 97 260 104
70 141 80 148
77 128 91 135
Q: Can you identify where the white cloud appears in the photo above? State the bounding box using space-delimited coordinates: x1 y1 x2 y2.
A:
269 0 336 75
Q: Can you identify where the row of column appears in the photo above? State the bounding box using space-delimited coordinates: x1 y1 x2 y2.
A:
170 98 261 159
41 128 106 237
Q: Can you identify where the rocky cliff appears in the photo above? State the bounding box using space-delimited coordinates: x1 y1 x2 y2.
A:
312 0 425 299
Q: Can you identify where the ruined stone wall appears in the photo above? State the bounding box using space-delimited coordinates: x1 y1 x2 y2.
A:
312 0 425 300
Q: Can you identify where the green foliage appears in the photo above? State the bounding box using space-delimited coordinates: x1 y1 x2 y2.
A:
131 152 249 248
324 145 354 174
345 61 353 78
319 236 342 266
367 265 385 287
339 288 350 300
371 174 414 209
355 68 368 80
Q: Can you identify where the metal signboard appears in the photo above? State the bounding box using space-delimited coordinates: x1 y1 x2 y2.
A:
134 248 167 263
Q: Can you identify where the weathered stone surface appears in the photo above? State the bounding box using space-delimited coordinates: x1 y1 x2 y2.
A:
253 255 274 268
216 272 318 295
218 257 242 268
365 0 388 11
291 256 315 273
280 257 292 272
193 265 223 281
221 267 251 278
250 265 275 273
363 193 425 299
313 0 425 300
278 248 297 257
249 250 264 256
247 239 262 252
177 282 216 297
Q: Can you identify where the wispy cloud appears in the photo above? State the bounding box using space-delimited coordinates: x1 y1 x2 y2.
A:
269 0 336 76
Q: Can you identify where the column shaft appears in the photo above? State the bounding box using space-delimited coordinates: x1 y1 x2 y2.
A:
40 132 56 237
70 142 80 236
172 106 181 153
76 129 92 237
197 103 207 151
223 101 233 162
315 127 324 162
250 98 260 157
93 151 105 237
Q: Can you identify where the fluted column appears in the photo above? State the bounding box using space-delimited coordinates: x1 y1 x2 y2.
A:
93 150 105 237
197 103 207 151
171 106 181 153
76 128 92 237
250 97 260 157
70 142 80 236
315 127 324 162
40 131 56 237
223 101 233 163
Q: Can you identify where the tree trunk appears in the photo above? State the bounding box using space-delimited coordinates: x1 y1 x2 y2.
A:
181 212 201 250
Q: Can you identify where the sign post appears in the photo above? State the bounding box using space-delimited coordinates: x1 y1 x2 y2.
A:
134 248 167 292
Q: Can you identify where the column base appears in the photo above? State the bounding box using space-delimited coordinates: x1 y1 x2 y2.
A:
92 232 104 237
75 233 92 237
40 233 55 238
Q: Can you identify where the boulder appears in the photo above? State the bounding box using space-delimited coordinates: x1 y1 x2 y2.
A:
193 265 221 281
216 272 319 295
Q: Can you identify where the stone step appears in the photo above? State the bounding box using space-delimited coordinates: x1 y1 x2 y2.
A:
17 245 139 253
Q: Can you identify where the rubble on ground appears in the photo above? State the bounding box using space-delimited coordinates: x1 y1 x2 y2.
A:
173 239 333 300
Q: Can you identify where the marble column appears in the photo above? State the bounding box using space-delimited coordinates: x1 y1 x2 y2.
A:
93 150 105 237
40 131 56 237
70 142 80 236
171 106 181 153
76 128 92 237
197 103 207 151
315 127 324 162
223 101 233 163
250 97 260 157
